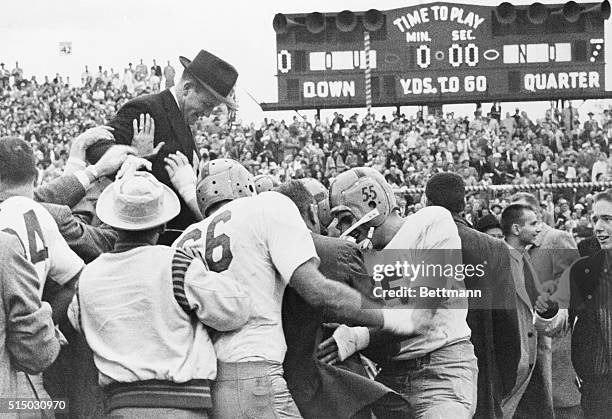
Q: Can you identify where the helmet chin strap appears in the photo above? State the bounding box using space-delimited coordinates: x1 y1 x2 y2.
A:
339 208 379 249
359 226 375 250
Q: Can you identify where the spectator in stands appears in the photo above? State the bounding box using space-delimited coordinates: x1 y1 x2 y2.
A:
151 59 162 78
11 61 23 85
476 214 504 239
0 63 9 89
134 58 148 81
0 56 611 241
164 60 176 89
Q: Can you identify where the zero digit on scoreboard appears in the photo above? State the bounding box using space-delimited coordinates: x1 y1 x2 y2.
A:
277 50 291 74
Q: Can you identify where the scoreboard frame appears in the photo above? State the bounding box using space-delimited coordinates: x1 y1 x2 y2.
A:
261 1 611 111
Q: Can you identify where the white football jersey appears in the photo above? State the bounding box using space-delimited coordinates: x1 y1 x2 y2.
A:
0 196 84 295
174 191 318 363
384 206 471 359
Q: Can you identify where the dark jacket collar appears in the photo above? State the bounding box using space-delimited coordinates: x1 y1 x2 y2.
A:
452 213 473 229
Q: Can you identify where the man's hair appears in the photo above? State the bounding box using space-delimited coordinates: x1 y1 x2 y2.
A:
510 192 539 211
275 180 315 219
425 172 465 213
475 214 501 233
500 203 532 236
0 137 37 186
594 189 612 205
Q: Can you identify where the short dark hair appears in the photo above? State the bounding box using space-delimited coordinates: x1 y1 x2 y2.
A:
500 203 532 236
509 192 539 211
0 137 37 186
475 214 501 233
594 189 612 205
425 172 465 213
275 180 314 219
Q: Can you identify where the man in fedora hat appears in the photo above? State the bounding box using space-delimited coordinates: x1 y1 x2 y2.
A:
87 50 239 231
68 171 251 419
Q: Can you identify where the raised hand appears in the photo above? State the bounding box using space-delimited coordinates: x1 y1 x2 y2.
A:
93 145 138 178
132 113 165 158
165 151 196 200
317 336 340 365
70 126 115 161
116 155 153 179
165 151 202 219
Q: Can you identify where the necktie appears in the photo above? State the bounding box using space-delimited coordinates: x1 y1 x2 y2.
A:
523 254 539 307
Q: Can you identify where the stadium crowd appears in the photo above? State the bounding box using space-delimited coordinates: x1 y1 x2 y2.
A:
1 52 612 419
2 63 612 236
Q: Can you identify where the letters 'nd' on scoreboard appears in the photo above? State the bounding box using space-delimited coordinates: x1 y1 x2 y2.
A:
261 1 611 111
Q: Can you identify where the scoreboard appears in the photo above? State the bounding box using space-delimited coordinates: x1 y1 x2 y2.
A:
262 1 611 111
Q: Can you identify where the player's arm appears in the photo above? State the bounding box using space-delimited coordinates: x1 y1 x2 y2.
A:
290 258 383 328
267 192 421 334
291 260 430 334
45 204 117 263
173 248 250 331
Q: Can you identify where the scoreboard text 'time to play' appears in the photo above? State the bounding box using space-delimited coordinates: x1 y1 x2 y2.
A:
262 1 611 111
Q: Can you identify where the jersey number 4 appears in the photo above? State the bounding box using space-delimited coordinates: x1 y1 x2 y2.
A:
2 209 48 264
177 210 233 272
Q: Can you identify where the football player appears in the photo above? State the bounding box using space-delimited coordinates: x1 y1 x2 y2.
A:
325 167 477 418
0 137 85 407
174 159 425 418
278 179 403 419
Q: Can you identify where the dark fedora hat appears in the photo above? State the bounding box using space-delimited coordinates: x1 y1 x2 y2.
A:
179 50 238 110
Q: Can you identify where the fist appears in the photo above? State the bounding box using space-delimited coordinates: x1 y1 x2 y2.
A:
535 292 559 316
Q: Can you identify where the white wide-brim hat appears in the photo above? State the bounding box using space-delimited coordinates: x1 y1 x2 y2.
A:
96 172 180 231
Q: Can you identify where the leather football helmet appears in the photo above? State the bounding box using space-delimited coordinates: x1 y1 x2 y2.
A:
253 174 279 194
196 159 256 216
329 167 397 229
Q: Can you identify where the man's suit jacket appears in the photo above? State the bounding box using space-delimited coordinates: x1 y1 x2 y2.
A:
97 89 199 230
34 174 86 209
454 216 521 419
519 225 580 416
282 234 397 419
568 250 609 378
42 204 116 264
502 253 544 419
33 174 117 263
